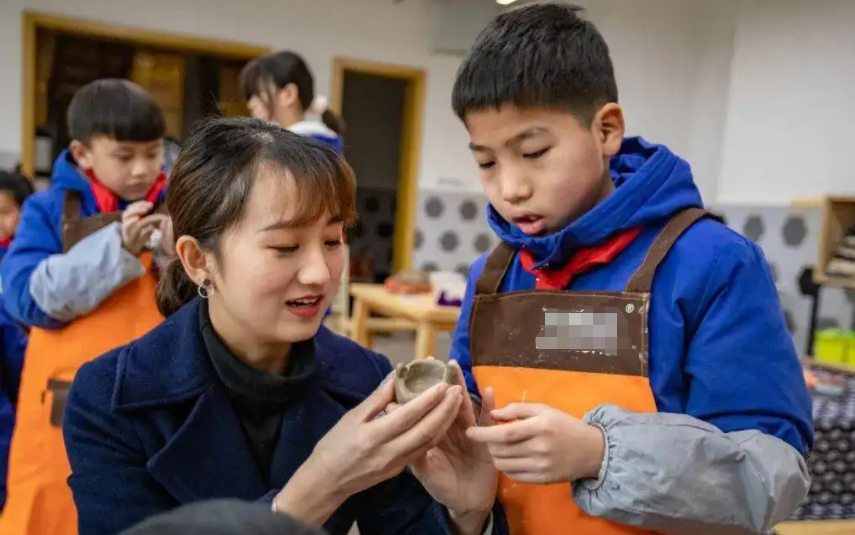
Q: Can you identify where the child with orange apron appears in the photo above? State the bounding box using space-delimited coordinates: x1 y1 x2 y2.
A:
0 170 34 512
450 4 813 535
0 80 172 535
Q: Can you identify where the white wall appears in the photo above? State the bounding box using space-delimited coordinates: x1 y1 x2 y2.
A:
0 0 738 201
718 0 855 205
423 0 737 199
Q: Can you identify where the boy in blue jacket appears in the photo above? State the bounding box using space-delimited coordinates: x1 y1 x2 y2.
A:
0 79 172 535
3 79 171 327
453 4 813 535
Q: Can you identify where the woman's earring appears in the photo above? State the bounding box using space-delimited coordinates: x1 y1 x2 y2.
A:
197 279 213 299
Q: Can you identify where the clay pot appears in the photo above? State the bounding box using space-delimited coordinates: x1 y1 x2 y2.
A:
394 359 457 404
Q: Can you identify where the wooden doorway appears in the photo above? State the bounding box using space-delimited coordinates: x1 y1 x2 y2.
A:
20 11 270 178
331 58 425 280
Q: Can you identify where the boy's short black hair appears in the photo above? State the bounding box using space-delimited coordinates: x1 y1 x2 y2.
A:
452 3 618 124
67 79 166 144
118 499 324 535
0 171 35 207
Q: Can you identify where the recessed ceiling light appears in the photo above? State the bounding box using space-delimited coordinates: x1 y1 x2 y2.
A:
497 0 519 5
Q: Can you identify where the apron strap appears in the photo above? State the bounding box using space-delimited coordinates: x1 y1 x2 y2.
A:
61 190 82 252
475 242 516 295
624 207 708 294
62 190 81 226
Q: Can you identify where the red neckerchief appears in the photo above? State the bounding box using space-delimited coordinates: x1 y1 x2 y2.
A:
520 227 643 290
86 170 167 213
0 237 11 249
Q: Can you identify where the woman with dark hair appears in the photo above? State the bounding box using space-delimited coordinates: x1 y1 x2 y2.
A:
241 51 344 153
63 117 505 535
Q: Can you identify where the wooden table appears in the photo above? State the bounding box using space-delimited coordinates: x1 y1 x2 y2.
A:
776 520 855 535
349 283 461 359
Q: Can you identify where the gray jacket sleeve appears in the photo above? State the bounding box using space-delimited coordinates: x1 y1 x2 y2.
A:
29 222 146 323
574 404 810 535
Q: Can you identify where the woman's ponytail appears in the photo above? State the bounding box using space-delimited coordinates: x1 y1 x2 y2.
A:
156 258 198 317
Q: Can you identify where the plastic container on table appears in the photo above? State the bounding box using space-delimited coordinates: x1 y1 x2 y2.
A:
814 329 855 365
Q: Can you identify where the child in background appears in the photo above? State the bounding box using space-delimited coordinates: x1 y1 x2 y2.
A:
0 171 32 512
0 172 35 264
451 4 812 535
240 51 344 153
0 79 172 535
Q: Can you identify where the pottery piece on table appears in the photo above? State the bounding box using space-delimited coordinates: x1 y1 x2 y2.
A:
395 359 457 404
384 270 432 295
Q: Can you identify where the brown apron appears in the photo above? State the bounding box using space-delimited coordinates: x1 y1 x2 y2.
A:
470 208 707 535
0 191 166 535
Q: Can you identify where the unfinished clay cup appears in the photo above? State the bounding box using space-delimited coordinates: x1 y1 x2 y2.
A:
394 359 457 404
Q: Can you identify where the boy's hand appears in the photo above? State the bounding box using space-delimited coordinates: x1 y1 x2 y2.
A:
121 201 165 256
466 403 605 485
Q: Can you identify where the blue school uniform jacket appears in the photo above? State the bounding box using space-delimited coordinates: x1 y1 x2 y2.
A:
290 121 344 154
64 299 506 535
0 304 27 511
452 137 813 457
2 151 167 329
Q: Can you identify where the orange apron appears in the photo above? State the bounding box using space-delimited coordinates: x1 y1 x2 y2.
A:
470 208 706 535
0 191 165 535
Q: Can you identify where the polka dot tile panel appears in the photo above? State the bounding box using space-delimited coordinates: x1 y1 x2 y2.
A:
425 197 445 219
440 231 459 252
415 191 492 274
742 215 765 242
783 215 808 248
350 188 396 282
715 204 852 354
460 200 479 221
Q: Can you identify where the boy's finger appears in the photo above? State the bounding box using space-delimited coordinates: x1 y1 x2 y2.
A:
491 403 547 421
126 216 164 240
122 201 154 220
492 456 540 474
487 439 533 459
447 360 476 427
466 418 538 444
479 387 496 427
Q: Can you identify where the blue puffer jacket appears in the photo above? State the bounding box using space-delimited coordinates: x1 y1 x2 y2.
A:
290 121 343 154
1 151 167 329
452 137 813 457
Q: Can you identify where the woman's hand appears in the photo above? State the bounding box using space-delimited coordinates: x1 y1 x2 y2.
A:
386 360 499 535
274 373 464 526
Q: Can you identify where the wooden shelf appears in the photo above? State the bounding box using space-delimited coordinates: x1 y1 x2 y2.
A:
814 196 855 286
813 271 855 290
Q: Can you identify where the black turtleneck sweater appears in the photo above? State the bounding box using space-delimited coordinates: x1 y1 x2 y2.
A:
199 302 317 483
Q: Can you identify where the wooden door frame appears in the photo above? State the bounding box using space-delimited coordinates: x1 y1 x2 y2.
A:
331 57 426 274
20 11 271 177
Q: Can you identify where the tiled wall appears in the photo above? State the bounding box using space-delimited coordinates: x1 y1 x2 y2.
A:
413 191 495 278
412 189 855 354
350 188 397 282
717 205 854 355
